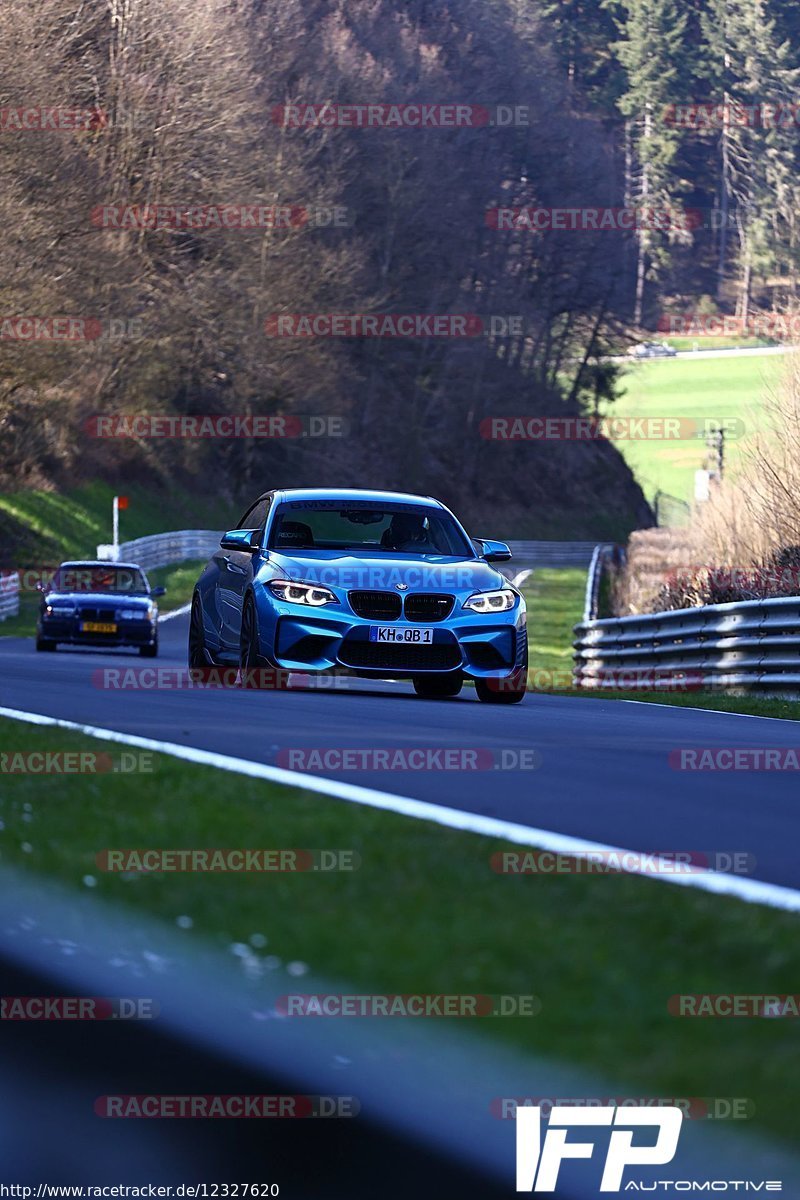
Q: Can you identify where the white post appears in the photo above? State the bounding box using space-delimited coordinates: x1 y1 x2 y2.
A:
113 495 119 555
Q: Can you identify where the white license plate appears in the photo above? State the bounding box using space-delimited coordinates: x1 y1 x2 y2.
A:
369 626 433 644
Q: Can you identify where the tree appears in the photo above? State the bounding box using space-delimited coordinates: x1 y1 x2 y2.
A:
608 0 689 324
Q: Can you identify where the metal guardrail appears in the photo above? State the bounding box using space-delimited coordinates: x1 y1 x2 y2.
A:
583 544 613 622
115 529 222 569
573 594 800 691
582 544 627 622
505 540 599 567
0 571 20 620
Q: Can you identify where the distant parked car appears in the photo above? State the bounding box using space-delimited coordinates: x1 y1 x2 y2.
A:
627 340 677 358
36 560 165 656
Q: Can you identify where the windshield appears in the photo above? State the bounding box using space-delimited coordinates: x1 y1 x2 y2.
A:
268 503 473 556
50 566 150 594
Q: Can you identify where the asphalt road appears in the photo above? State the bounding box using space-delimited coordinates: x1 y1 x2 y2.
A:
1 615 799 889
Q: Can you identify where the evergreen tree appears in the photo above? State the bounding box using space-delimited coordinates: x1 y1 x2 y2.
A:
608 0 689 324
700 0 800 313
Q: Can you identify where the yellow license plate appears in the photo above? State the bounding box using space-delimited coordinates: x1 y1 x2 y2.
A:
82 621 117 633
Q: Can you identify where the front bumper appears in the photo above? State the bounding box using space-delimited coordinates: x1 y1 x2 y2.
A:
38 616 157 648
258 594 526 678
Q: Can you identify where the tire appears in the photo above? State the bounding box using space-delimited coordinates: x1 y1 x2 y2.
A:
35 637 57 652
139 639 158 658
475 661 527 705
238 597 290 690
188 595 210 668
187 594 221 681
413 673 463 698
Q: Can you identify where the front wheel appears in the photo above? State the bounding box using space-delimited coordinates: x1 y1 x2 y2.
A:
139 639 158 658
35 636 57 652
413 673 462 698
240 596 269 671
188 596 210 668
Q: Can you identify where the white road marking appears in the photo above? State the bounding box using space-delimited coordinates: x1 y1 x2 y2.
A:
158 602 192 623
511 569 533 588
1 704 799 914
617 698 800 723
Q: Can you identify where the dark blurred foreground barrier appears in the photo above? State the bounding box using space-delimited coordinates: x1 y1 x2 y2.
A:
2 869 799 1197
574 595 800 692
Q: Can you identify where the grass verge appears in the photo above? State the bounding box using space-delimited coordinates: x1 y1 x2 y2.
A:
0 480 228 566
523 568 800 719
522 567 585 686
0 715 798 1144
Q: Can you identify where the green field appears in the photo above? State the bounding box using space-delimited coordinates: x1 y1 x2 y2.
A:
607 352 785 505
1 714 798 1146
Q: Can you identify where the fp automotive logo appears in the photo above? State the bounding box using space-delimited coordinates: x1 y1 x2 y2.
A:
515 1104 683 1192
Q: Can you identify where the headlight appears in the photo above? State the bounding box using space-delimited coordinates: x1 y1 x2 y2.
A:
45 605 74 617
268 580 337 607
118 608 154 621
462 588 516 613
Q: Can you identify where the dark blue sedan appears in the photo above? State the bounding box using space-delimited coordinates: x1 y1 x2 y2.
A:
36 560 165 656
189 488 527 702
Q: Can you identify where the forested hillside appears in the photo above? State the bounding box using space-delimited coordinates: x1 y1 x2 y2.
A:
5 0 791 535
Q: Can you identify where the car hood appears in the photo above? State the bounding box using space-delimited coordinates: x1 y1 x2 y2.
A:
43 590 153 607
260 550 508 594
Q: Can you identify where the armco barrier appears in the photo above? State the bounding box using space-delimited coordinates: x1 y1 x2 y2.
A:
0 571 20 620
573 594 800 692
506 540 598 567
114 530 222 569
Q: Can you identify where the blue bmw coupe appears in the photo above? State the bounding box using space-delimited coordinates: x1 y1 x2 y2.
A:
189 488 527 702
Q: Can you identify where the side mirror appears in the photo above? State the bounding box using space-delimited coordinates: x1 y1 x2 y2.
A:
35 581 46 592
477 538 512 563
150 586 166 597
220 529 262 552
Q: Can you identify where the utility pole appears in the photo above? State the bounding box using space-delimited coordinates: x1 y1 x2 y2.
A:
706 426 725 481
